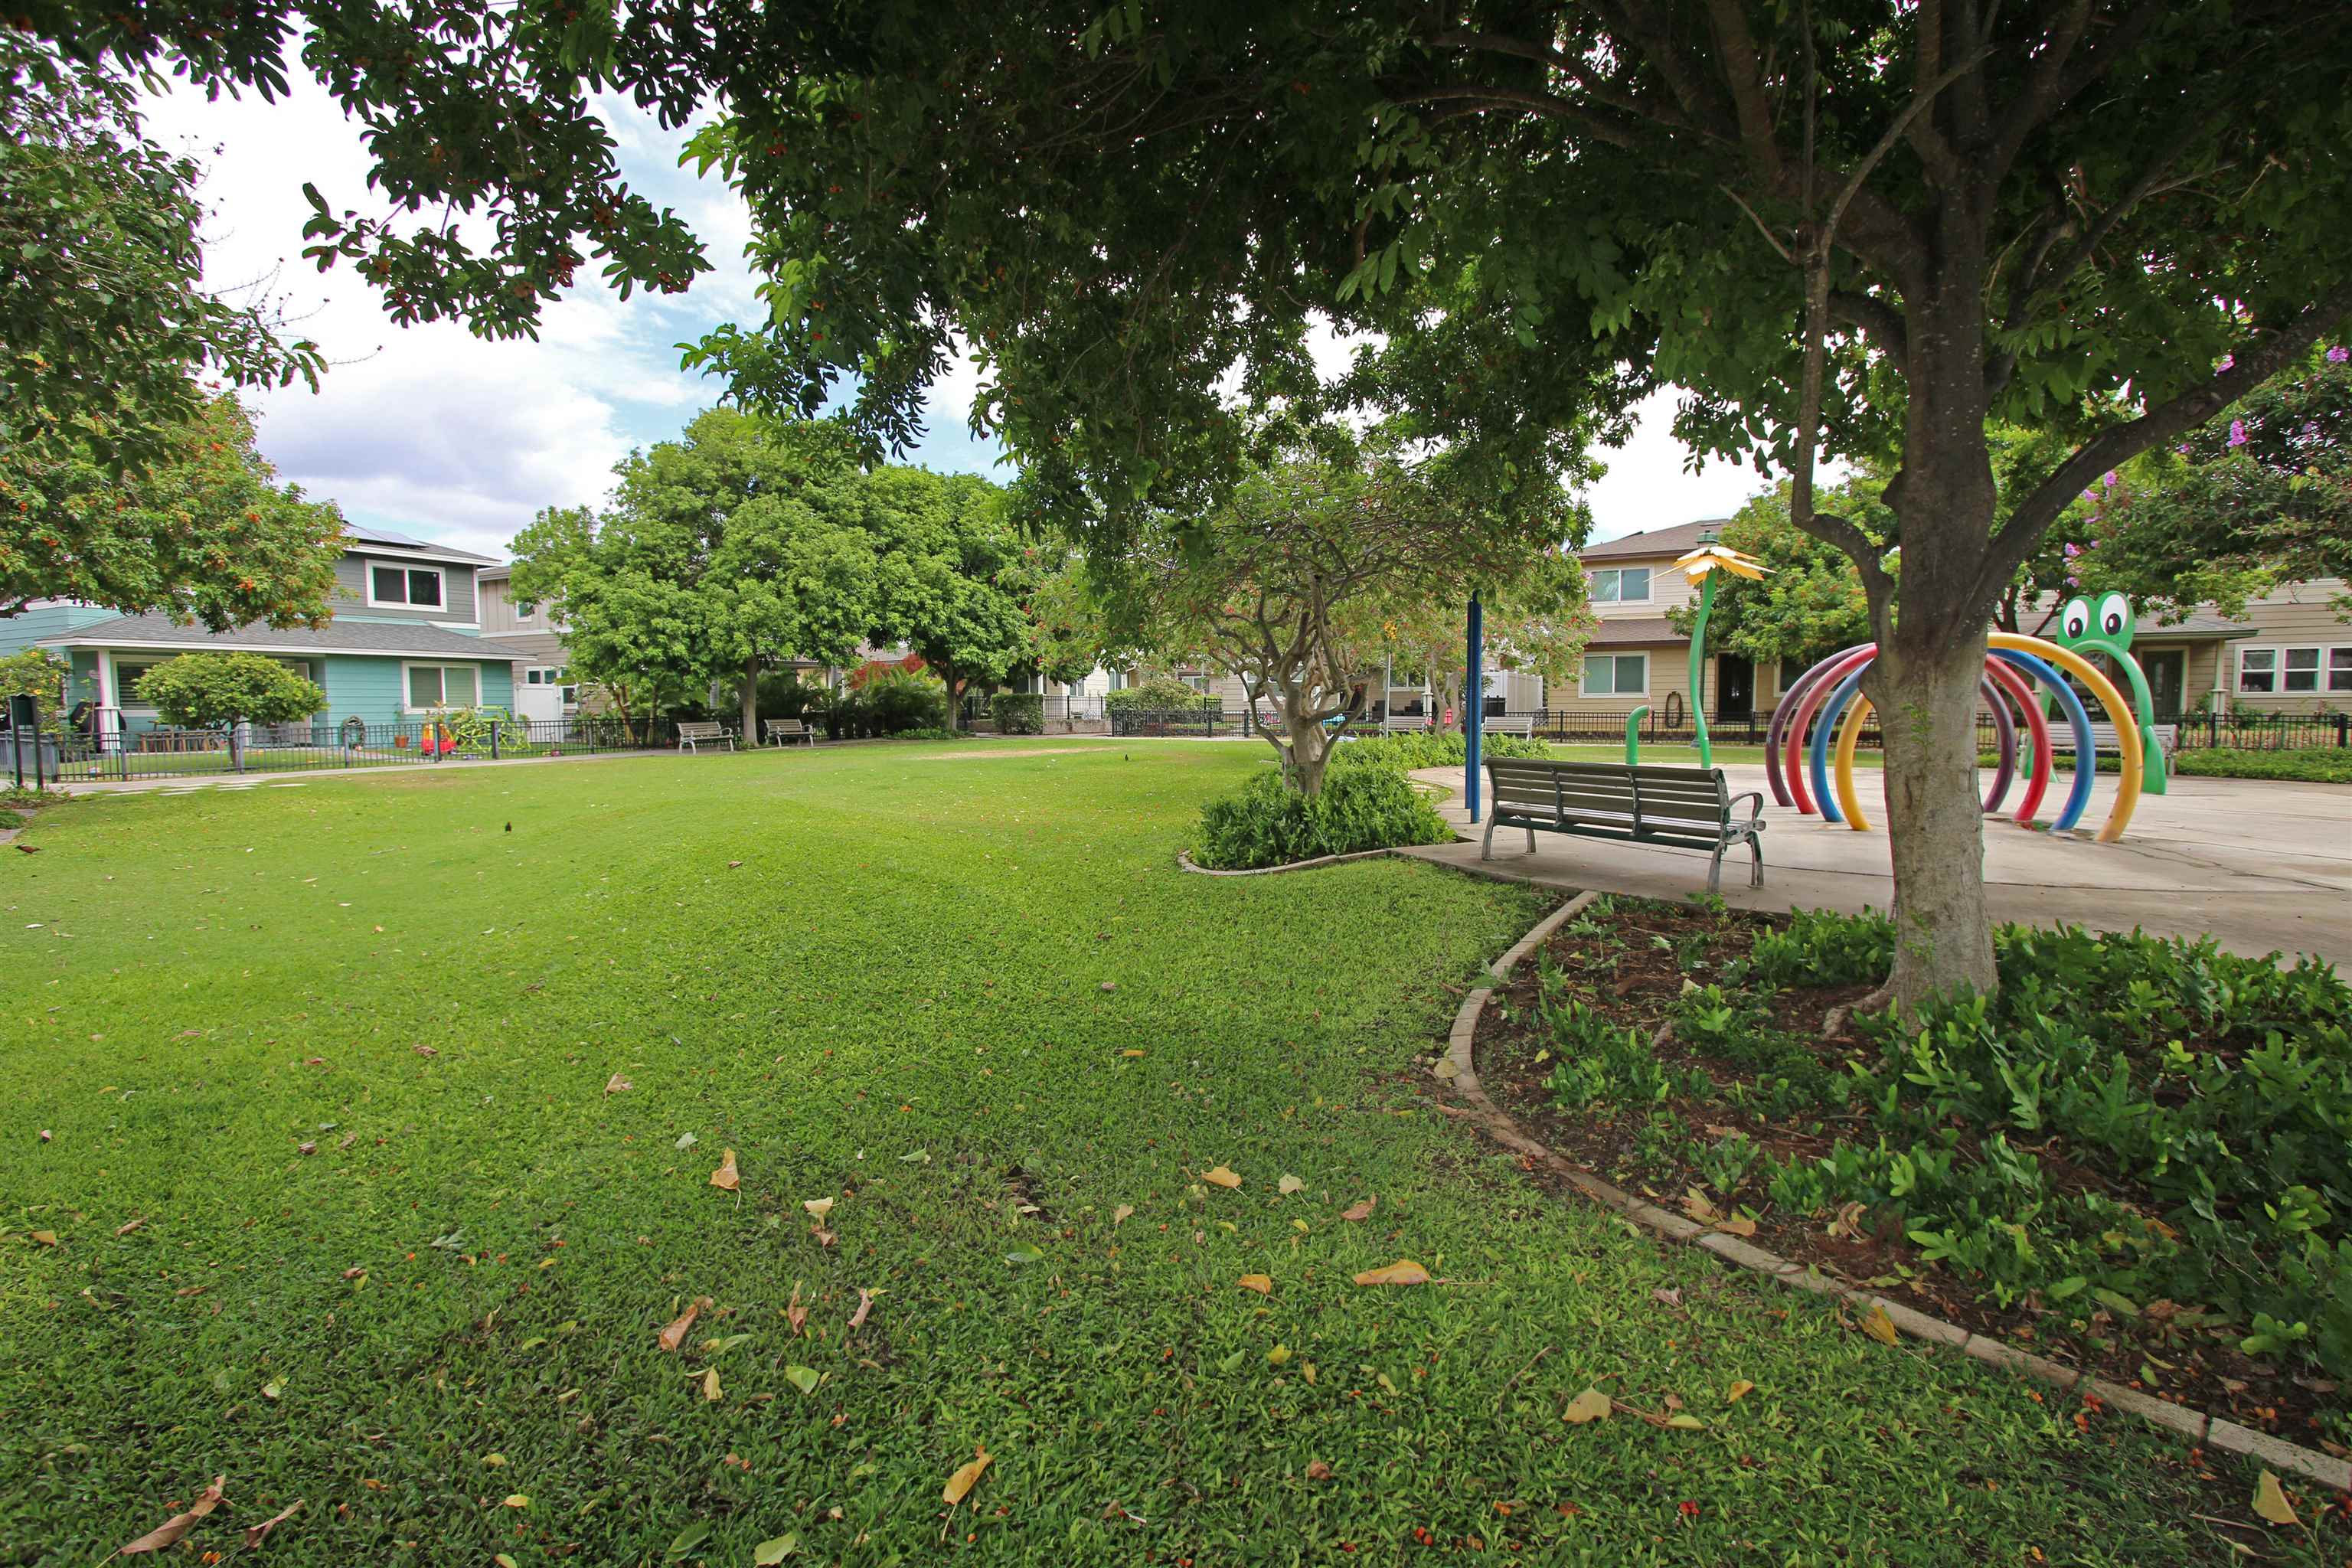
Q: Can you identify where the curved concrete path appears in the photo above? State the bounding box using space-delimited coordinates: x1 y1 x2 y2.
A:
1403 763 2352 965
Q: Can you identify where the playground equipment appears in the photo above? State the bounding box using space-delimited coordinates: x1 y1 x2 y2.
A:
2048 592 2169 795
1764 630 2145 843
1672 542 1771 768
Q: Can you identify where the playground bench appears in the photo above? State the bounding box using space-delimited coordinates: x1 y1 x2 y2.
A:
2087 720 2177 761
763 718 820 747
1482 756 1766 893
1481 714 1538 740
675 721 736 753
1382 713 1431 734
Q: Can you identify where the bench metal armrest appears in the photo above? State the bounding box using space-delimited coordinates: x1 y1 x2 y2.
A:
1723 789 1766 830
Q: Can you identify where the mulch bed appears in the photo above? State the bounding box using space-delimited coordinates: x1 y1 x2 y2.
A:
1471 895 2346 1456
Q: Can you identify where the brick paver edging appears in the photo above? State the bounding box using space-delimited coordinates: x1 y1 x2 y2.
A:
1435 890 2352 1494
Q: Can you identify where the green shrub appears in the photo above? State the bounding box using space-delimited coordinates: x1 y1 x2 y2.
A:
1191 767 1451 870
1328 730 1550 773
1749 906 1896 988
133 652 324 729
861 667 948 734
1975 746 2352 782
895 726 960 742
1105 677 1213 712
991 693 1045 735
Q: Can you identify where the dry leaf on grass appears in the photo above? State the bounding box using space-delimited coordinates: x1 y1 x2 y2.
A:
1341 1197 1376 1222
1237 1274 1272 1296
242 1498 302 1547
1725 1380 1755 1404
803 1197 835 1221
604 1072 631 1095
115 1217 145 1237
1713 1216 1758 1238
1351 1259 1430 1287
709 1149 740 1191
119 1476 227 1556
942 1447 993 1506
848 1288 874 1329
1277 1174 1305 1195
2252 1469 2298 1526
1561 1390 1612 1424
1305 1460 1334 1481
1858 1304 1900 1346
786 1282 808 1337
658 1297 711 1352
1112 1204 1135 1226
28 1230 58 1247
702 1367 723 1403
1202 1166 1242 1189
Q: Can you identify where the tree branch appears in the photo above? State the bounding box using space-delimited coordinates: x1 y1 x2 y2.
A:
1971 281 2352 608
1703 0 1784 179
1987 0 2169 180
1828 289 1909 358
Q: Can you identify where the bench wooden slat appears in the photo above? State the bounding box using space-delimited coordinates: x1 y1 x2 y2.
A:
1483 756 1765 892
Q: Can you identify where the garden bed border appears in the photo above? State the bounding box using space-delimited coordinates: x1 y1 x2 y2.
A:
1175 847 1400 877
1435 889 2352 1494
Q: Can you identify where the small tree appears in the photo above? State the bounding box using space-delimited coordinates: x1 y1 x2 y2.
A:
0 648 69 726
134 652 324 730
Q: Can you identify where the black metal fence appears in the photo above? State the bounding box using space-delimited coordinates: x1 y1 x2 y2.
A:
1107 703 1240 738
37 715 702 785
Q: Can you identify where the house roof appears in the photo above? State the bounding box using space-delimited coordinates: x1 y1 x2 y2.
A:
1585 616 1686 647
1580 519 1733 562
342 523 501 567
38 612 528 662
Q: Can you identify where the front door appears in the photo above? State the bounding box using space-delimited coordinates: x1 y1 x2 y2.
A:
516 668 564 724
2144 650 2184 722
1717 655 1754 720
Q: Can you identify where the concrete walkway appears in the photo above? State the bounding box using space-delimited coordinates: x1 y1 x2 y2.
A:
1403 763 2352 965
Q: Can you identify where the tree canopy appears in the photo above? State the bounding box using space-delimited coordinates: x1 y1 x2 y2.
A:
0 393 346 629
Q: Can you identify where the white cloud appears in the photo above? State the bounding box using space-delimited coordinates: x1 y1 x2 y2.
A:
1582 388 1782 543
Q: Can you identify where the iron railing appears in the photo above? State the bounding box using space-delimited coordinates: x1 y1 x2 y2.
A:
42 715 708 784
1108 702 1236 738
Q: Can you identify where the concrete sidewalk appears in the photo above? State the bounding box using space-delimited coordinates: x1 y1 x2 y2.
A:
1403 763 2352 965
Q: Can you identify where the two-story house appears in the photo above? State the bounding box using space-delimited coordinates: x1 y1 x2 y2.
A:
5 524 524 740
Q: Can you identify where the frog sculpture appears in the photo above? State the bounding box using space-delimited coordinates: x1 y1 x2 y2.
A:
2049 592 2169 795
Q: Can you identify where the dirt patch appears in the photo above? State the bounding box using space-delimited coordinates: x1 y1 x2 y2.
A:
1472 895 2346 1453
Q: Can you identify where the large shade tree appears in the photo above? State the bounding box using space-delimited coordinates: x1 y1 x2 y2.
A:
38 2 2352 1004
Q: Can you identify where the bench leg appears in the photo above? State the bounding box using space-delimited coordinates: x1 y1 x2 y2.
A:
1481 815 1498 861
1525 826 1536 854
1749 835 1764 888
1707 841 1726 894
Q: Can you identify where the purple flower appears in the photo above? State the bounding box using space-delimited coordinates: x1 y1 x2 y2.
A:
2080 488 2098 503
2065 571 2081 586
2228 419 2249 448
2101 471 2118 490
2330 345 2350 363
2217 354 2235 373
2063 544 2082 559
2176 443 2192 455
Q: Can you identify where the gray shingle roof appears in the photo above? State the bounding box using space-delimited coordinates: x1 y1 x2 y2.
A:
341 522 501 565
1580 519 1732 562
1586 616 1685 646
38 612 528 661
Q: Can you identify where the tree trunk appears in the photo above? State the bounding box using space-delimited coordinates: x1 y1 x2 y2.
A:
935 659 959 730
1869 274 2004 1008
739 656 760 740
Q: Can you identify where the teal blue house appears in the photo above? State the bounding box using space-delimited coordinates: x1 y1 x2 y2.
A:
6 524 521 740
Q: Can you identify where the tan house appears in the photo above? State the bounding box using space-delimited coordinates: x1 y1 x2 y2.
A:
1573 518 2349 724
475 564 581 726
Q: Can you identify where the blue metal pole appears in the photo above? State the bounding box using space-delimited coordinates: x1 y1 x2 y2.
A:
1466 593 1484 821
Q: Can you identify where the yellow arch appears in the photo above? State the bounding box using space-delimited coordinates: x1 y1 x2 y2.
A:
1834 692 1876 831
1988 632 2142 843
1824 635 2145 843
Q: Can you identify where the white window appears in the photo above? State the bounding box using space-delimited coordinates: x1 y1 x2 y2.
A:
2283 647 2321 693
2239 645 2351 695
2236 648 2275 694
1581 652 1648 697
2333 648 2352 693
405 663 479 710
1589 567 1652 604
369 563 446 609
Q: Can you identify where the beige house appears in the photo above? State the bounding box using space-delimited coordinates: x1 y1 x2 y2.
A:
1573 518 2349 724
476 564 582 726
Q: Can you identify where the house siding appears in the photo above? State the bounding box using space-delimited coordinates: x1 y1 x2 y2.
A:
0 604 120 656
2223 578 2350 712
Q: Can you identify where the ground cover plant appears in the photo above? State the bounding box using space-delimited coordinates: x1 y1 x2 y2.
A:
1972 748 2352 785
1477 895 2352 1459
1 746 2339 1563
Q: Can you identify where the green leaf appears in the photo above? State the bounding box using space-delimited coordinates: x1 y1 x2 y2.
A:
1004 1243 1045 1266
753 1534 799 1563
785 1364 820 1395
1217 1348 1246 1374
665 1521 711 1560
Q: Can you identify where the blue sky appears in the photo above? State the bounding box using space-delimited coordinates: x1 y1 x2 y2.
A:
146 73 1768 564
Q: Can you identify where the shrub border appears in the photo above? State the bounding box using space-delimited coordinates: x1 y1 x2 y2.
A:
1434 889 2352 1494
1175 847 1400 877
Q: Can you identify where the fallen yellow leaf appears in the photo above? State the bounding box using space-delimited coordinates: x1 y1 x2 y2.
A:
1203 1166 1242 1189
1713 1216 1758 1238
1302 1361 1317 1386
658 1296 711 1353
942 1447 993 1507
1341 1197 1376 1222
242 1498 302 1549
802 1197 835 1221
2252 1469 2298 1526
1237 1274 1272 1296
28 1230 58 1247
604 1072 631 1095
1859 1304 1900 1346
1112 1204 1135 1225
1562 1389 1612 1424
1352 1259 1430 1286
1725 1380 1755 1404
702 1367 723 1403
710 1149 740 1191
1277 1174 1305 1195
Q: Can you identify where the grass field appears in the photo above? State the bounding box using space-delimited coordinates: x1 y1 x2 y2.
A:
0 742 2328 1565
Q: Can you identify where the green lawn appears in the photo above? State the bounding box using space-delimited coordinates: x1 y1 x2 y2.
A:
0 743 2319 1565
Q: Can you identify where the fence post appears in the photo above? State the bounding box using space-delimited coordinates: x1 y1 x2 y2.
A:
490 718 501 761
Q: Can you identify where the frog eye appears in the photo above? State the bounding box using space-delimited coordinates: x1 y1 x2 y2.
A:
2060 597 2091 642
2096 592 2132 643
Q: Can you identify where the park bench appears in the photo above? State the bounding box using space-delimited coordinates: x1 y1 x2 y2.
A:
763 718 820 747
675 720 736 753
1382 712 1431 735
2087 720 2177 761
1482 756 1766 893
1481 714 1537 740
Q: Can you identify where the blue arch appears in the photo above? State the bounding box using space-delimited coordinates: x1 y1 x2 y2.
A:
1994 648 2096 833
1808 664 1870 825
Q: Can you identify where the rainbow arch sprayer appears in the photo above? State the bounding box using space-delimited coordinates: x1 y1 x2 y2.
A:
1763 619 2150 844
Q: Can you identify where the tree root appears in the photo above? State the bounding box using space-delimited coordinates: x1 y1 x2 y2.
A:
1822 982 1896 1040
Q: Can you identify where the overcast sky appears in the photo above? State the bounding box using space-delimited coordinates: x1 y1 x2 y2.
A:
146 73 1773 564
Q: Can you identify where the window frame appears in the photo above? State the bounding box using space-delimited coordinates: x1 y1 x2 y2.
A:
2238 644 2350 697
1588 565 1653 605
367 561 448 611
402 661 482 713
1580 651 1650 698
